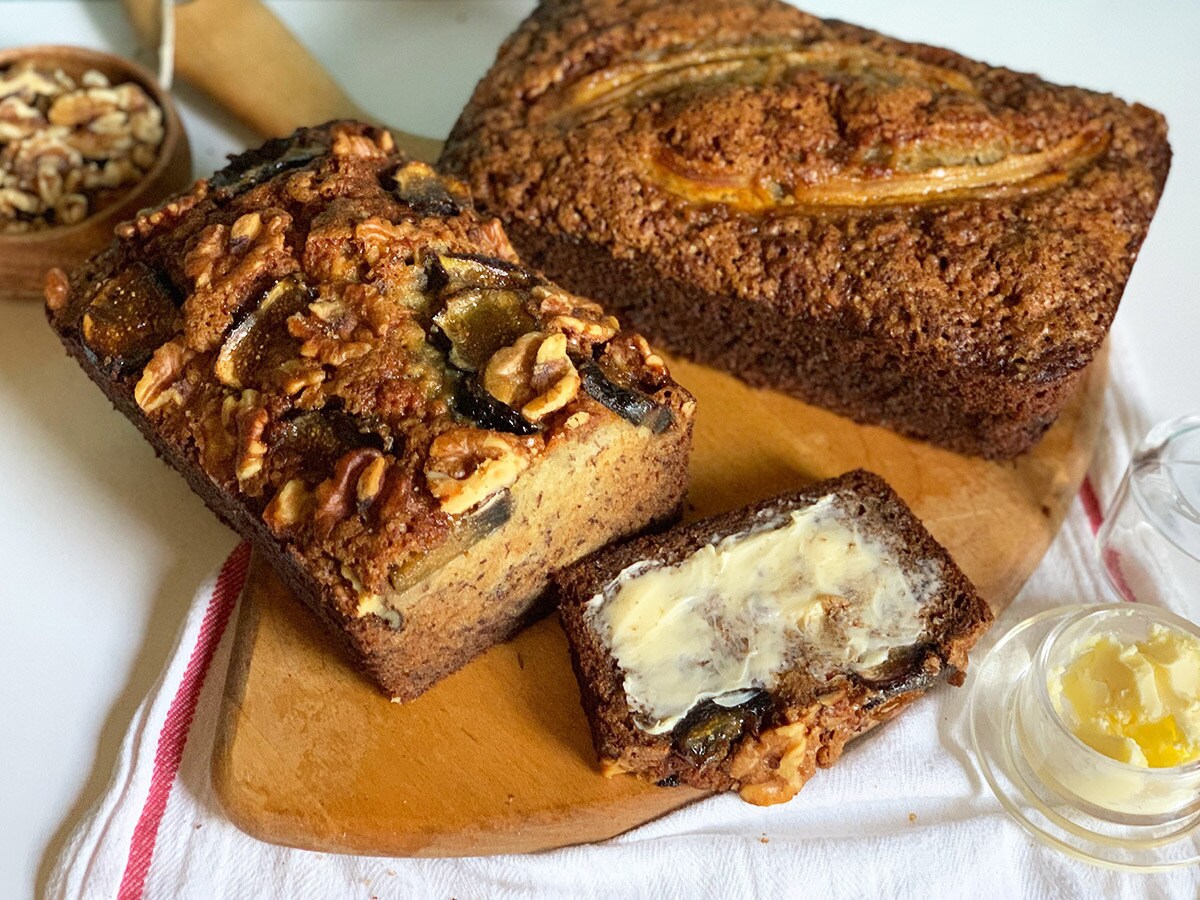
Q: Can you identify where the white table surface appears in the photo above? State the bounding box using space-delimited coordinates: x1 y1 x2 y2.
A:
2 2 1197 896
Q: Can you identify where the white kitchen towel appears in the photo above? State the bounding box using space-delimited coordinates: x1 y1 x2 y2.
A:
47 334 1198 900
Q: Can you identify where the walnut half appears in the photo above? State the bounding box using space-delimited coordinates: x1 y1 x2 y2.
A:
424 427 533 515
729 719 818 806
263 478 315 532
482 331 580 423
133 338 194 413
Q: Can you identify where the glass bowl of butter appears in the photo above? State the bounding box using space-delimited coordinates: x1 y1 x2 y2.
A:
1018 604 1200 823
968 603 1200 869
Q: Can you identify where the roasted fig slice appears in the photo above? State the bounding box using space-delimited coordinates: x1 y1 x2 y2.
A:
435 253 540 294
268 408 389 483
451 376 540 436
79 262 180 375
387 489 513 594
577 357 673 433
213 276 312 389
391 161 462 217
268 411 356 484
672 692 770 762
210 134 325 195
434 288 537 372
858 643 941 708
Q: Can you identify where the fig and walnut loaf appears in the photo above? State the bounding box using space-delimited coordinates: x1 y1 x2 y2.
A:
555 469 992 804
441 0 1171 459
45 121 695 702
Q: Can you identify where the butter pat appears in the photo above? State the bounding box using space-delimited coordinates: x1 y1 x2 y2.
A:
1049 625 1200 768
584 496 938 734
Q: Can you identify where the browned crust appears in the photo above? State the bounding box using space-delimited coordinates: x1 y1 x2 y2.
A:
555 469 992 796
441 0 1171 458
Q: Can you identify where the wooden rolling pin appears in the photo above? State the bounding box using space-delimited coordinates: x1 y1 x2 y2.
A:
120 0 443 162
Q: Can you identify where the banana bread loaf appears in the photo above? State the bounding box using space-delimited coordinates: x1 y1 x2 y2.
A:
45 121 695 701
555 469 992 804
441 0 1171 458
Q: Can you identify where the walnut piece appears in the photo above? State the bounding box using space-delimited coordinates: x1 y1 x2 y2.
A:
133 338 194 413
356 455 387 505
482 331 581 423
43 267 70 312
533 285 620 350
230 390 269 489
424 427 532 515
330 125 394 159
0 96 43 142
182 209 299 352
312 448 384 537
292 322 372 367
729 720 817 806
0 64 64 104
263 478 315 532
599 332 670 390
277 358 325 397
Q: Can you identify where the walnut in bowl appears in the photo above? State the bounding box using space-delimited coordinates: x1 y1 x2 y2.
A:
0 46 191 301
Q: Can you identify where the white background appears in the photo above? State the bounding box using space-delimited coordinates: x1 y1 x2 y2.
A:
2 1 1197 896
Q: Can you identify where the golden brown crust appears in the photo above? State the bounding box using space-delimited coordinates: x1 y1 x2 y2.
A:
441 0 1171 458
46 121 695 699
554 469 992 801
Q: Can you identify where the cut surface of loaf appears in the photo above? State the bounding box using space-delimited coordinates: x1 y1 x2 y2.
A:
45 121 695 701
555 469 992 804
441 0 1171 458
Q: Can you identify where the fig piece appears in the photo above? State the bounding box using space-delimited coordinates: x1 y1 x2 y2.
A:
214 276 312 389
672 692 770 762
577 357 674 433
210 135 324 196
269 408 389 484
79 262 180 376
391 161 461 217
435 253 539 294
434 288 537 372
857 643 940 709
387 490 513 594
451 376 540 436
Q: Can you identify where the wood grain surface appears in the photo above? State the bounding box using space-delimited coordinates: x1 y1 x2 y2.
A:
211 344 1108 857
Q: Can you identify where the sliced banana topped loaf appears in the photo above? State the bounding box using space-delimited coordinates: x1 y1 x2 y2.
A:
442 0 1170 458
46 122 695 701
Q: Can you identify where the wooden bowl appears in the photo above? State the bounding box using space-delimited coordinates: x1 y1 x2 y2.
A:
0 45 192 302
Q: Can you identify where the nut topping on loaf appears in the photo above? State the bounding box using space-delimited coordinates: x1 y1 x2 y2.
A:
556 470 992 804
47 121 695 700
442 0 1171 458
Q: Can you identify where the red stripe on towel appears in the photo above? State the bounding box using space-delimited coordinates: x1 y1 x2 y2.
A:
1078 476 1104 536
117 542 251 900
1080 475 1139 602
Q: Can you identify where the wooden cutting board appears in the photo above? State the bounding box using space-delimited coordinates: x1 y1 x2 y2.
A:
211 345 1108 857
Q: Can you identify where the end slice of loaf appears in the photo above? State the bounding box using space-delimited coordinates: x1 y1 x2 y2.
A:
46 121 695 701
555 469 991 804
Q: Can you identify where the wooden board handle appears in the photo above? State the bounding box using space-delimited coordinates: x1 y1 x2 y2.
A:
121 0 443 162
